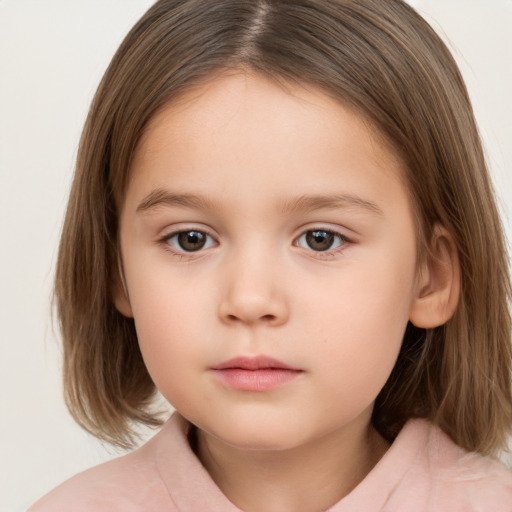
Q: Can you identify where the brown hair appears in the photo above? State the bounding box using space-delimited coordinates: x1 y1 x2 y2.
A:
55 0 511 453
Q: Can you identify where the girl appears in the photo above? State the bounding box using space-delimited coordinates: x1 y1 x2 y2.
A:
29 0 512 510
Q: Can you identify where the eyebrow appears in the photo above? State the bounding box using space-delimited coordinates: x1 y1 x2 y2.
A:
136 189 218 213
136 188 383 216
280 193 383 216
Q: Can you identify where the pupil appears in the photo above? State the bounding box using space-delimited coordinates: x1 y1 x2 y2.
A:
178 231 206 251
306 230 334 251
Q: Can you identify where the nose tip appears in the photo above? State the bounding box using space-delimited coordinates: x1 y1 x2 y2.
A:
218 277 289 327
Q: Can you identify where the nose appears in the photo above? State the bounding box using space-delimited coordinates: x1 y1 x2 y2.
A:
217 251 289 327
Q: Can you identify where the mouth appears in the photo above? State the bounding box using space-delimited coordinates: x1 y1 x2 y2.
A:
211 356 303 392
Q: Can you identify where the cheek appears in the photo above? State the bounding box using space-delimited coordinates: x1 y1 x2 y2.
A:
126 269 212 385
303 248 416 394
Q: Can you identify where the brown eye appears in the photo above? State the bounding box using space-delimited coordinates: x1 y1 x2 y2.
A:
177 231 206 251
166 230 215 252
297 230 346 252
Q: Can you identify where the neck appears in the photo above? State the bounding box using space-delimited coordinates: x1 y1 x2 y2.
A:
195 416 389 512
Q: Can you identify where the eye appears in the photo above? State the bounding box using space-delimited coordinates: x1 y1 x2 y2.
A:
296 230 347 252
164 230 216 252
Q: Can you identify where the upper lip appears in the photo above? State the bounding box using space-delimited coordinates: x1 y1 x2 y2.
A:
212 356 300 371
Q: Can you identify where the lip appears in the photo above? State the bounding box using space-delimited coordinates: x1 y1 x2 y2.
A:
211 356 303 392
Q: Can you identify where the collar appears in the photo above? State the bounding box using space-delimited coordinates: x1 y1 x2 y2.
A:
155 412 432 511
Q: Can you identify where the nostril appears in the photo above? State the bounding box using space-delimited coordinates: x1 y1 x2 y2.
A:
225 313 277 324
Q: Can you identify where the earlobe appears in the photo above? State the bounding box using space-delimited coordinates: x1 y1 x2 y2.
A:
113 283 134 318
112 258 134 318
409 224 460 329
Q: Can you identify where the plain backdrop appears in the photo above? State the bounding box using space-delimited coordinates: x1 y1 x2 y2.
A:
1 1 511 511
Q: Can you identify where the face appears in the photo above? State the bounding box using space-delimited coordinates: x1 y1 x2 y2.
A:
117 72 421 451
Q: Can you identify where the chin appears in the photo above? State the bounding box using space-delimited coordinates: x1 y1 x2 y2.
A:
213 428 303 452
193 413 309 452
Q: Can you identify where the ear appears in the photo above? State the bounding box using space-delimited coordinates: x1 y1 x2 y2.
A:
409 224 460 329
112 258 134 318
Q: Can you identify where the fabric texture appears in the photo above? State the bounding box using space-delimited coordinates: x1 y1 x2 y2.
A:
28 413 512 511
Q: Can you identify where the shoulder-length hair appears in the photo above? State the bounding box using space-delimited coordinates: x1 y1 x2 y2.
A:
55 0 511 452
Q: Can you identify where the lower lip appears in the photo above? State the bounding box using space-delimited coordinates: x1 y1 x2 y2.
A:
213 368 303 391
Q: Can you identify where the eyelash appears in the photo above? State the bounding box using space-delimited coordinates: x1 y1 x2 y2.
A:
158 228 351 258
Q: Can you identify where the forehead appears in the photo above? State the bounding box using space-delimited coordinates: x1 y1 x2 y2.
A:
125 71 410 215
141 71 400 156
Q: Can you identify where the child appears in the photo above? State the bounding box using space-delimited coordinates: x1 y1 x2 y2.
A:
29 0 512 510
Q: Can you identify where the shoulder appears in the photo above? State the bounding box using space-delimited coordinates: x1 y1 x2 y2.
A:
431 440 512 510
29 413 243 512
27 420 179 512
395 420 512 511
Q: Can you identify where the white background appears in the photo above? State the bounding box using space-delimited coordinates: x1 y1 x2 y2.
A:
1 1 511 511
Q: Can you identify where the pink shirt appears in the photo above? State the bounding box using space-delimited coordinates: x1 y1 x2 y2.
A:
29 413 512 511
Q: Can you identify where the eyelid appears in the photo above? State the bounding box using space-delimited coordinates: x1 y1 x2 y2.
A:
157 221 217 240
294 223 354 241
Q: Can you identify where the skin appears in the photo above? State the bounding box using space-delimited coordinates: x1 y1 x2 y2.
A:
115 71 459 512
